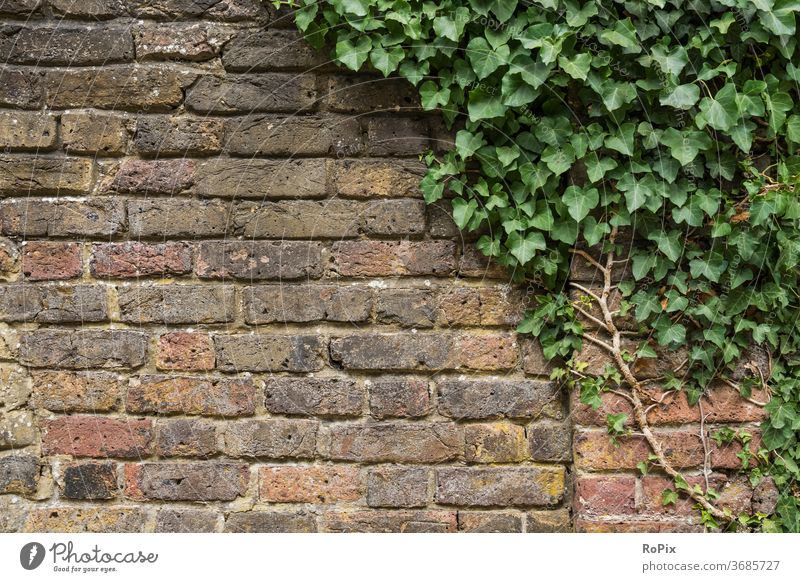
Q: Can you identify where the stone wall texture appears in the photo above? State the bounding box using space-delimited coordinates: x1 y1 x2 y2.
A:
0 0 768 533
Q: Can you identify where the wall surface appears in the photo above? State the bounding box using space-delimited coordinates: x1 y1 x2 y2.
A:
0 0 772 533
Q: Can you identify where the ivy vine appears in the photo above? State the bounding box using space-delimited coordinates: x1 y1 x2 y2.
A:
273 0 800 531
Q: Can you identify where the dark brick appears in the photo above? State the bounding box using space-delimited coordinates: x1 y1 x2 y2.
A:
264 377 363 417
117 284 235 324
49 0 128 19
128 198 232 238
368 377 431 419
110 159 194 195
156 419 217 457
0 454 39 495
367 466 428 508
458 512 523 533
0 0 41 16
0 69 42 109
364 199 427 235
436 467 565 507
134 23 235 61
437 378 563 420
0 26 134 65
187 74 317 114
0 284 107 323
528 421 572 462
196 241 325 280
128 0 266 21
134 116 224 156
233 200 361 239
155 509 218 532
375 289 437 327
367 118 431 156
19 329 147 369
224 115 362 157
1 198 125 237
222 28 324 71
127 375 255 416
322 510 456 533
325 75 420 113
214 334 325 373
243 284 372 324
62 462 118 500
225 511 316 533
324 423 461 463
223 419 318 459
125 462 248 501
194 158 326 199
331 334 456 371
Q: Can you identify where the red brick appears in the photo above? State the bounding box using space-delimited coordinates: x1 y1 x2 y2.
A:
333 240 456 277
640 473 753 517
22 242 82 280
156 332 215 371
260 465 362 503
90 242 192 278
575 519 703 533
43 416 152 458
574 475 637 517
127 375 255 416
457 334 519 371
109 159 194 194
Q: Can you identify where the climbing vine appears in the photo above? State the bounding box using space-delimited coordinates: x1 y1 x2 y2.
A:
273 0 800 531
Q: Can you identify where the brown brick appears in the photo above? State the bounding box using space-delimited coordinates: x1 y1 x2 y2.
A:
367 118 431 156
91 242 192 278
110 159 194 194
0 156 93 195
458 245 511 279
117 284 235 324
365 199 428 235
0 111 56 150
223 419 318 459
330 159 425 199
640 473 753 517
222 28 325 71
2 198 125 237
134 22 235 61
428 201 460 238
214 334 325 373
127 375 255 416
324 75 420 113
528 421 572 462
224 115 362 157
574 475 637 517
0 26 133 65
0 69 41 109
196 241 325 280
31 370 121 413
265 377 363 417
0 364 29 410
155 509 218 532
128 198 232 238
0 0 41 16
128 0 266 20
458 512 523 533
324 423 460 463
368 377 431 419
260 465 362 503
521 338 554 376
367 466 428 508
43 416 152 458
456 334 519 371
234 200 361 239
439 287 525 327
322 510 456 533
0 237 18 280
134 115 224 156
330 334 456 371
0 411 35 449
375 289 436 327
125 462 248 501
49 0 127 19
62 111 129 156
187 74 317 114
62 462 118 500
465 422 528 463
225 511 316 533
156 332 215 371
194 158 326 199
0 454 39 495
19 329 147 369
436 467 565 507
437 378 562 420
23 507 145 533
156 419 217 457
244 284 372 324
333 240 456 277
575 519 703 533
527 508 571 532
0 284 107 323
576 339 688 379
44 66 188 111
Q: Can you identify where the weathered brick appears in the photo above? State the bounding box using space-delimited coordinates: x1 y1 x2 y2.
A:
91 242 192 278
0 26 134 65
375 289 436 327
330 334 456 371
222 28 324 71
49 0 127 19
125 462 248 501
134 23 235 61
0 156 93 195
528 421 572 462
527 508 571 532
0 111 56 150
324 423 461 463
0 284 107 323
437 378 562 420
458 245 511 279
19 329 147 369
365 199 428 235
322 510 456 533
456 334 519 371
156 419 217 457
128 198 232 238
63 111 128 156
458 512 523 533
436 467 565 507
265 377 363 417
155 509 218 532
110 159 194 194
244 284 372 324
0 411 35 449
367 466 428 508
521 337 554 376
62 462 118 500
574 475 637 517
187 74 317 114
234 200 360 239
260 465 362 503
439 287 525 327
427 202 460 238
367 118 431 156
43 416 152 458
330 159 425 199
224 115 362 157
576 339 688 379
225 511 316 533
156 332 215 371
214 334 325 372
465 422 528 463
23 507 144 533
368 377 431 419
223 419 318 459
117 284 235 324
324 75 420 113
127 375 255 416
2 198 125 237
0 0 40 15
44 66 189 111
575 519 702 533
194 158 326 199
0 364 29 410
0 454 39 495
31 371 121 413
640 474 753 517
0 237 18 280
196 241 325 280
333 241 456 277
0 69 42 109
128 0 266 21
134 116 224 156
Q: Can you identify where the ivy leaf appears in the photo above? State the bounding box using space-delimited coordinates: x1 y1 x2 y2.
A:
599 18 640 50
660 83 700 109
455 130 485 158
501 73 538 107
605 123 636 156
657 323 686 346
467 37 510 79
660 128 712 165
697 84 739 131
584 156 618 182
490 0 518 22
662 489 679 506
559 53 592 81
563 186 599 222
467 88 507 121
599 80 638 112
419 80 451 110
335 36 372 70
607 413 628 435
583 216 611 246
507 231 546 265
339 0 369 16
689 256 728 283
650 44 689 76
451 198 478 229
433 15 462 42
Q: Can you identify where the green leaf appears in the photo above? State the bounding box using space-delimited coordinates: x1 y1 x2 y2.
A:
584 156 618 182
335 36 373 70
660 83 700 109
605 123 636 156
563 186 599 222
419 80 451 110
467 37 510 80
697 84 739 131
598 81 638 112
600 18 640 50
661 489 679 506
455 130 485 158
467 88 507 121
451 198 478 229
650 44 689 76
507 231 546 265
660 128 712 165
559 53 591 81
657 323 686 346
501 74 538 107
340 0 369 16
607 413 628 435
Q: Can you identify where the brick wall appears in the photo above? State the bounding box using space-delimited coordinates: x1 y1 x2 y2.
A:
0 0 570 533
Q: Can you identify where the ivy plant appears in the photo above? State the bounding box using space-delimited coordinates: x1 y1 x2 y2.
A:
274 0 800 531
